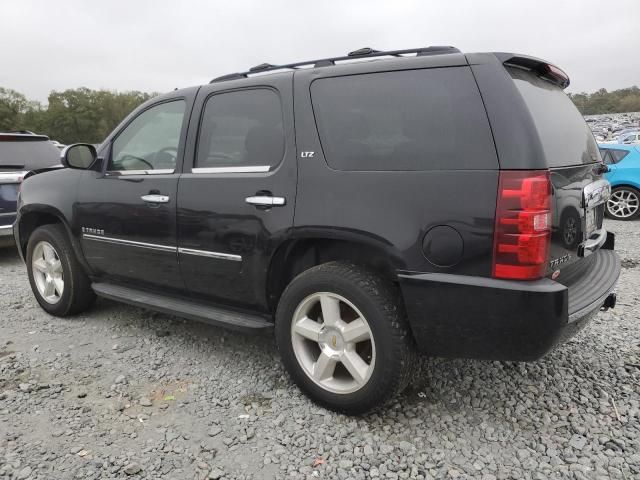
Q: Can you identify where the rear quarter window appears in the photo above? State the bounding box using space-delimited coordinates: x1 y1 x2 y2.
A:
310 67 497 171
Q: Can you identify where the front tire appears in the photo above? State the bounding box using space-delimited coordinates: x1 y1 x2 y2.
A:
26 224 95 316
275 262 414 414
606 186 640 220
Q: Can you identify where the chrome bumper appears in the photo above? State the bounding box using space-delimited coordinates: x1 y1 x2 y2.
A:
0 224 14 237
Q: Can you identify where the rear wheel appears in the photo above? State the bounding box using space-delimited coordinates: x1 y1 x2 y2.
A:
26 224 95 316
275 262 414 414
606 186 640 220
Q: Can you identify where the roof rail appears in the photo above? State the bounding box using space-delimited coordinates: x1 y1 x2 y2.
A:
210 46 460 83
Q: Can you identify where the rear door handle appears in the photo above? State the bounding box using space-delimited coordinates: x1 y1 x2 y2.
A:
245 195 286 207
141 194 170 203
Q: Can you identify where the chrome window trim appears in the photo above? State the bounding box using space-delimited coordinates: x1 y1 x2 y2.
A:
82 234 176 253
191 166 271 174
178 247 242 262
0 171 29 183
105 169 175 176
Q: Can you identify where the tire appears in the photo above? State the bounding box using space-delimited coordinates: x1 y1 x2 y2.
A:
26 224 95 316
560 209 581 249
275 262 415 414
606 186 640 220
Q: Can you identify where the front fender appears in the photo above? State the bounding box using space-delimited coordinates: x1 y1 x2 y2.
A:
15 169 92 274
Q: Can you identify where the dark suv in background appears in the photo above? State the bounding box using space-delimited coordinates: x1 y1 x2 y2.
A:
0 132 60 247
14 47 620 413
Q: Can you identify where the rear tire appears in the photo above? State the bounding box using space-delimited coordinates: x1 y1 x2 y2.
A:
606 186 640 220
26 224 95 316
275 262 415 415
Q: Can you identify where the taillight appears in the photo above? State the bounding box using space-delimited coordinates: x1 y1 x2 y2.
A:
492 170 552 280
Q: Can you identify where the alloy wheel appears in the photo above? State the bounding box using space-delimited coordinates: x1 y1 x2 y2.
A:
31 241 64 304
607 189 639 219
290 292 376 394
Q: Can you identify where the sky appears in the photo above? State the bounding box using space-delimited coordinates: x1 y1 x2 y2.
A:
1 0 638 103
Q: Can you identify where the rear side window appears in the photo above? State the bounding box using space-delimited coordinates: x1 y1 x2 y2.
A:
196 89 285 169
611 149 630 162
599 149 614 165
0 136 60 170
508 67 599 167
310 67 497 171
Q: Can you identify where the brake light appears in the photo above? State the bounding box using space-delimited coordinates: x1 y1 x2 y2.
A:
543 64 570 88
492 170 552 280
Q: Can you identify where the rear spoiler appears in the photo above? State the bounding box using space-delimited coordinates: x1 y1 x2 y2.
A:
493 53 570 89
0 132 51 142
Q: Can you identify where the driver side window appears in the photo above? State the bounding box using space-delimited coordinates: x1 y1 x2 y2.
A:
110 100 186 172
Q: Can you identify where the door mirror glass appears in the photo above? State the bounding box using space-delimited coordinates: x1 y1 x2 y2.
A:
62 144 97 169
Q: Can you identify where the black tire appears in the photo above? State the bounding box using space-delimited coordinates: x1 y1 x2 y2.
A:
275 262 415 415
26 224 95 316
560 209 581 249
605 186 640 220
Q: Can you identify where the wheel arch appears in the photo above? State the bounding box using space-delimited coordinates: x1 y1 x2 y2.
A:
609 181 640 191
16 206 91 274
265 231 406 312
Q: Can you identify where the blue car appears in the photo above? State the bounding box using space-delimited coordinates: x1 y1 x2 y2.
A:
599 144 640 220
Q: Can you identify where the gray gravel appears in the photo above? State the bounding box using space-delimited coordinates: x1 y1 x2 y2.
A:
1 219 638 480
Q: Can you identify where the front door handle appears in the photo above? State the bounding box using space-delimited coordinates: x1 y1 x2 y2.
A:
141 194 170 204
245 195 286 207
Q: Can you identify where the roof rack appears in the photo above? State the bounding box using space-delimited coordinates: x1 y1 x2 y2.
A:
210 46 460 83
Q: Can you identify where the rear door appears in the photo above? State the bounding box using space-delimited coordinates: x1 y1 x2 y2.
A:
506 66 608 273
176 74 296 311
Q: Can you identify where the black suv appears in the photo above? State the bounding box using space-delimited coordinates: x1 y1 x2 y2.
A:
14 47 620 414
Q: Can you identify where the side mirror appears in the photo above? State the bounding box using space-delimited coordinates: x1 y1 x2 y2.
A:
61 144 97 170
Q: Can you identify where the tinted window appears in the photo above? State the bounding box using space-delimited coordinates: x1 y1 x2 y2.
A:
508 67 599 167
0 137 60 170
611 149 629 163
310 67 497 171
110 100 185 171
196 89 284 169
599 149 614 165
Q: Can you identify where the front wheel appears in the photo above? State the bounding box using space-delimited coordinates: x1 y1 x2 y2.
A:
606 186 640 220
275 262 415 414
26 224 95 316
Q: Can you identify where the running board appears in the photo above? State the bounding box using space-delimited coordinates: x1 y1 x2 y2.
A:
92 282 273 333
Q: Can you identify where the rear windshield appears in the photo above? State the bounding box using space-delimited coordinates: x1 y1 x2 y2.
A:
310 67 498 171
0 136 61 170
508 67 600 167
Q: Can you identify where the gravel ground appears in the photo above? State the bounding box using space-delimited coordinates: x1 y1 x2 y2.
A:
1 219 638 480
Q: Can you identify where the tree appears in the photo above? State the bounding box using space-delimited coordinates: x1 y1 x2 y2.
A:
0 86 154 143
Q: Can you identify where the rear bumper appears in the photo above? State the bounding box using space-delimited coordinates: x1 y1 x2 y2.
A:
0 223 13 237
0 223 15 247
398 246 620 361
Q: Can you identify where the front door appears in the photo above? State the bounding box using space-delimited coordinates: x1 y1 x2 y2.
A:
177 75 296 311
77 96 192 292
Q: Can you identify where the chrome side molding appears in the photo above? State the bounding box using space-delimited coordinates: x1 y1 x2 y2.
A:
82 234 176 253
192 166 271 174
177 247 242 262
82 234 242 261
